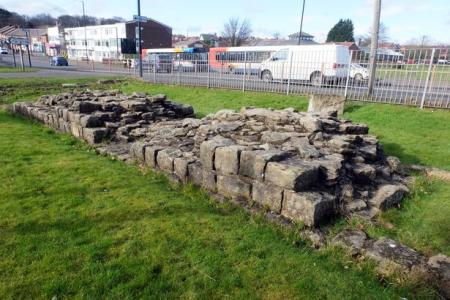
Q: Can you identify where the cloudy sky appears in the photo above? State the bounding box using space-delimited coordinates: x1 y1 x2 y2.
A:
1 0 449 44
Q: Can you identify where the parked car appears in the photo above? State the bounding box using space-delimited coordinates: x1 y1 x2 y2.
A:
50 56 68 66
0 48 8 54
259 45 350 86
350 63 370 82
437 59 449 65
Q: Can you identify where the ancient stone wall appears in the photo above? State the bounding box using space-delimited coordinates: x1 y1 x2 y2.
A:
11 90 410 228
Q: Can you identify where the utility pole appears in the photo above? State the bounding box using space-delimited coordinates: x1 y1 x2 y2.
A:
298 0 306 45
368 0 381 95
81 1 88 62
24 29 32 67
137 0 143 77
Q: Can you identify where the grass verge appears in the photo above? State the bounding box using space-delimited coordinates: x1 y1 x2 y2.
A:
0 66 37 73
0 110 437 298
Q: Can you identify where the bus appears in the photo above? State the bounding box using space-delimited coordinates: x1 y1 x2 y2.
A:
209 46 285 74
142 47 208 72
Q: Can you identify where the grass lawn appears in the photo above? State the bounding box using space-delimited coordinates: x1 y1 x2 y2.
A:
0 110 436 298
0 66 37 73
0 77 449 297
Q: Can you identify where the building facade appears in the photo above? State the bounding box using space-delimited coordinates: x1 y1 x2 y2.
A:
64 19 171 62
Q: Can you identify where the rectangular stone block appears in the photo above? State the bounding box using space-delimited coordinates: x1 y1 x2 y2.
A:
239 150 289 180
80 114 101 128
188 162 203 186
369 184 409 210
144 146 164 168
217 175 251 201
252 181 283 213
174 157 196 183
156 149 182 173
200 136 234 170
215 145 247 175
282 191 335 227
70 123 83 139
265 160 318 191
82 127 108 144
130 141 148 162
202 170 217 192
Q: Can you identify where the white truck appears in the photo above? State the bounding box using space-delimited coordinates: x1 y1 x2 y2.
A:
259 44 350 86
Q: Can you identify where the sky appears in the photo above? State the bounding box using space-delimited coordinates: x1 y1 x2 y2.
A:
1 0 449 44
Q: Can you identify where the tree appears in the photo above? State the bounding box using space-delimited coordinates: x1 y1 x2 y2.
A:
272 32 281 40
359 23 389 46
100 17 126 25
222 17 252 46
326 19 355 42
28 13 56 28
0 8 26 27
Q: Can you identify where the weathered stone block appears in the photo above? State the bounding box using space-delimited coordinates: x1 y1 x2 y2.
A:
83 127 108 144
369 184 409 209
70 123 83 139
265 160 319 191
144 146 164 168
130 141 148 162
317 154 344 182
308 94 346 116
217 175 251 201
200 136 234 170
202 170 217 192
188 162 203 186
281 191 335 227
78 101 102 113
80 114 102 128
289 137 320 158
252 181 283 213
352 163 376 183
215 145 247 175
239 150 289 180
174 157 196 182
156 149 182 173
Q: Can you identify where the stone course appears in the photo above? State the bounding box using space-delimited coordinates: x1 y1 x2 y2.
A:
11 90 413 228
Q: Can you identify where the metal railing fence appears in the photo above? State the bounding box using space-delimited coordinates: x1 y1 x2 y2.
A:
67 48 450 109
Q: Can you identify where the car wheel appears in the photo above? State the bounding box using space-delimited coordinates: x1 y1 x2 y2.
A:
354 73 364 83
261 70 273 83
310 72 324 87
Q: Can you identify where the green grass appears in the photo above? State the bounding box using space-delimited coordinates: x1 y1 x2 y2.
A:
343 102 450 170
329 176 450 256
0 77 449 297
0 66 37 73
0 110 436 298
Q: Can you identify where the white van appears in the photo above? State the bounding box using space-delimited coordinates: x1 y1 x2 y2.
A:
259 44 350 86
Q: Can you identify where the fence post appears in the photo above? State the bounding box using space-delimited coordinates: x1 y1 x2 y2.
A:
420 48 435 109
286 52 294 95
207 53 211 88
153 55 156 83
177 55 181 85
344 50 353 99
242 52 247 92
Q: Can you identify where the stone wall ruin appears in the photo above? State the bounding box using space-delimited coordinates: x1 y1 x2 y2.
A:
10 90 411 228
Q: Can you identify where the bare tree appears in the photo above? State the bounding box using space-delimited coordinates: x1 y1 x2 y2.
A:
272 32 281 40
359 22 389 46
222 17 252 46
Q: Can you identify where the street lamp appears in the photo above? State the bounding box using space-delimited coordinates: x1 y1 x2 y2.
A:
298 0 306 45
81 1 88 61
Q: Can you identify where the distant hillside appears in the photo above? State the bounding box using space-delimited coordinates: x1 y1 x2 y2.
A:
0 8 125 28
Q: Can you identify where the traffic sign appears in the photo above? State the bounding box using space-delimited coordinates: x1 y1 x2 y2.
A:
9 38 29 46
133 15 148 22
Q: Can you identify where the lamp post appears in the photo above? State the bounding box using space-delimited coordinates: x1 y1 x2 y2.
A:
368 0 382 95
81 1 88 62
298 0 306 45
137 0 143 77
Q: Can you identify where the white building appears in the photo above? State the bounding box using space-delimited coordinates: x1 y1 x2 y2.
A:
65 23 126 62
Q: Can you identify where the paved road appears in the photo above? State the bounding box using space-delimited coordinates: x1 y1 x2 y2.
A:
1 53 448 108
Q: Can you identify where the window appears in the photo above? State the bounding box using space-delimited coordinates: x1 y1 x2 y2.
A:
272 50 288 61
